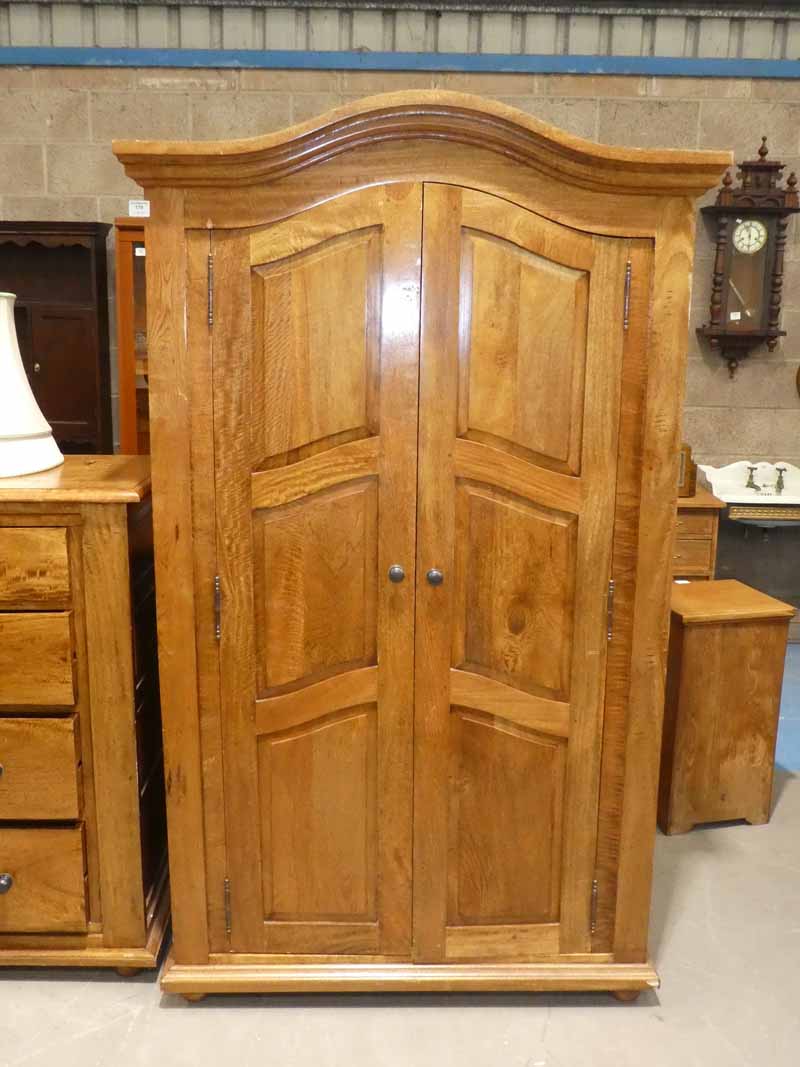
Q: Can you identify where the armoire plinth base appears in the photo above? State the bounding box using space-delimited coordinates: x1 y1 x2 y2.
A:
161 955 659 997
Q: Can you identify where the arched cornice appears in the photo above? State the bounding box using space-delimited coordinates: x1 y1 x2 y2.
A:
113 90 730 199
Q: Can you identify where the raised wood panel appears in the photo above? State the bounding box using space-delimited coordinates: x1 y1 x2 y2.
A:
459 231 588 474
0 526 70 608
0 612 75 706
0 717 80 821
0 827 87 934
251 227 380 467
448 712 565 927
253 481 378 694
259 707 376 924
453 482 576 702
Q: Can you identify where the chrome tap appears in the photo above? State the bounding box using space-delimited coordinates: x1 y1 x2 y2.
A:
776 466 787 495
746 466 761 492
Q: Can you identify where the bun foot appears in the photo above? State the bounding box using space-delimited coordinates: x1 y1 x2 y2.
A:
182 993 207 1003
612 989 641 1003
116 967 142 978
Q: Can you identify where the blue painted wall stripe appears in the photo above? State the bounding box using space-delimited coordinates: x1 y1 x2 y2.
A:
1 46 800 78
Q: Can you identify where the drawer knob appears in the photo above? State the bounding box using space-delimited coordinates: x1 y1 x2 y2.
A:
426 568 444 586
0 874 12 894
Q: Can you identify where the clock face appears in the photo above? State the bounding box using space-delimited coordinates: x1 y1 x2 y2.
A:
732 219 768 255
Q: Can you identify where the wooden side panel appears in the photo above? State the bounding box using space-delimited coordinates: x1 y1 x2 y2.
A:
144 187 210 962
592 239 653 951
0 613 74 706
0 717 80 820
613 198 697 962
0 526 70 608
81 503 145 948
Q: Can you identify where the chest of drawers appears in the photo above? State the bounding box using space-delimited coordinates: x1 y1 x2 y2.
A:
0 456 168 972
673 488 726 580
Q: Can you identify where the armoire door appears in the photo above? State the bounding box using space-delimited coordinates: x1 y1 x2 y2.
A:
413 185 628 962
211 184 422 955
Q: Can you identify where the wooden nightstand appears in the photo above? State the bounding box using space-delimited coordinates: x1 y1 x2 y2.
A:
673 488 726 580
0 456 168 972
659 579 794 834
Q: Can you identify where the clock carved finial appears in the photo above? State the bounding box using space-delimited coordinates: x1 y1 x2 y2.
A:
758 136 769 159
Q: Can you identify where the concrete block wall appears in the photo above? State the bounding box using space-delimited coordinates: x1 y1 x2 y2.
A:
0 64 798 465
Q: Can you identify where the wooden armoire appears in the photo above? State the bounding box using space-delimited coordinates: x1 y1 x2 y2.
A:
114 93 729 999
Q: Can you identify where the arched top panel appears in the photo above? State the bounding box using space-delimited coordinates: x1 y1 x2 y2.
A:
113 90 730 201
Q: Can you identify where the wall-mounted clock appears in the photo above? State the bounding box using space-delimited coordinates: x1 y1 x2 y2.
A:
697 137 799 376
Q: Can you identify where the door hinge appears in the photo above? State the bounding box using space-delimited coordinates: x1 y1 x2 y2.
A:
213 574 222 641
590 878 599 935
606 578 615 642
207 252 215 326
623 258 632 330
223 877 232 937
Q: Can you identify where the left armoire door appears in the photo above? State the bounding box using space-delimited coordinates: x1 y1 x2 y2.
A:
208 184 423 955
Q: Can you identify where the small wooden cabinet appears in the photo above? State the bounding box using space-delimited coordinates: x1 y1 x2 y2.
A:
114 92 728 998
0 457 168 970
115 220 150 454
0 222 113 454
673 488 726 580
659 580 793 834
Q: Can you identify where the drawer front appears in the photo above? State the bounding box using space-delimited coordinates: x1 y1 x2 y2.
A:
0 527 70 608
673 537 714 575
0 826 87 933
0 613 75 706
675 511 716 539
0 718 80 820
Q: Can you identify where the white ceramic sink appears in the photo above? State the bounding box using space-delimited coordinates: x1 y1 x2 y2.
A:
699 461 800 527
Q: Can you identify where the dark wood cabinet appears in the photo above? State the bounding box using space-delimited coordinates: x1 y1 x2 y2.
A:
0 222 113 454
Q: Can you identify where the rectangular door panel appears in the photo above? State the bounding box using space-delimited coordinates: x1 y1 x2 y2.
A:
212 184 422 956
414 184 628 962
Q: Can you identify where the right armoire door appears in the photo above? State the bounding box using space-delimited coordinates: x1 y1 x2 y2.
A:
411 185 631 962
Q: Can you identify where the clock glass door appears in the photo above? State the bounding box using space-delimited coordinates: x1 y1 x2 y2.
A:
726 217 772 330
211 184 422 955
412 185 628 961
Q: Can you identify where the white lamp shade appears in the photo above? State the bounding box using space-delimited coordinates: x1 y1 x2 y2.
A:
0 291 63 478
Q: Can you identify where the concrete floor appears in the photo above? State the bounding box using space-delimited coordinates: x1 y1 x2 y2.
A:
2 652 799 1066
